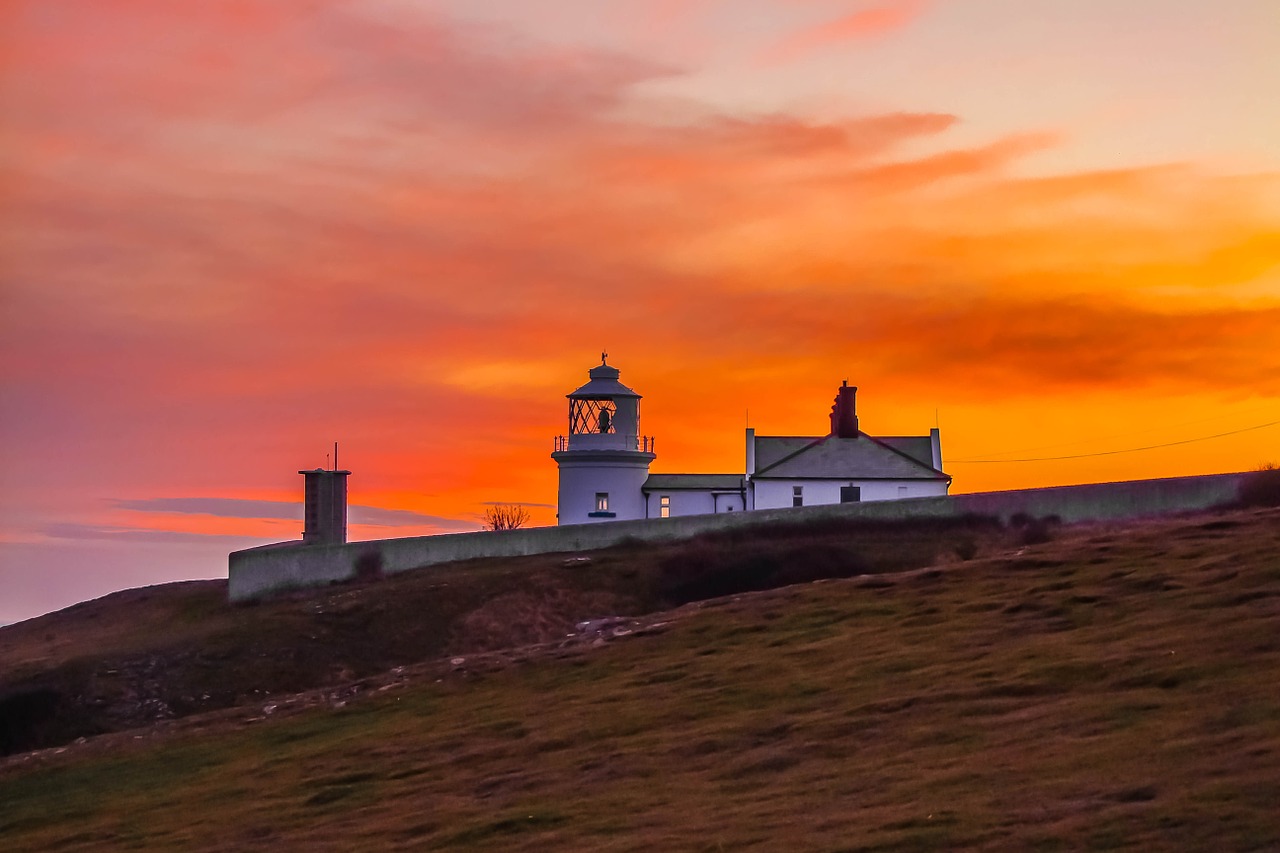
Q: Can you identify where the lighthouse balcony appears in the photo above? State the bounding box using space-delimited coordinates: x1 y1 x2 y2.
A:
555 434 655 453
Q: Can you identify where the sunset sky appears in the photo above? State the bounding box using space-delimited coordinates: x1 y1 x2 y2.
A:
2 0 1278 624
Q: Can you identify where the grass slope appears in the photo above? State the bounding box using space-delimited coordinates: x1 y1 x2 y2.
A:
2 508 1279 850
0 515 1001 753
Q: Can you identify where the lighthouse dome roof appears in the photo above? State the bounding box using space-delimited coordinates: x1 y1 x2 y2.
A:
567 357 641 399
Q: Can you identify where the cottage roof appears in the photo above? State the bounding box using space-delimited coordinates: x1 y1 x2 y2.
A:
876 436 934 468
753 434 947 480
643 473 744 492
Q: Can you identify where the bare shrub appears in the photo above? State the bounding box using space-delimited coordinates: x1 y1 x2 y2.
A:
483 504 531 531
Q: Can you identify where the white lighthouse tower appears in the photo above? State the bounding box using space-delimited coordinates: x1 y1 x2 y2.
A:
552 354 656 525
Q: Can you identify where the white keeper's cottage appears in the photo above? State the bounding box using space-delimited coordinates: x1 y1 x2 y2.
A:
552 356 951 525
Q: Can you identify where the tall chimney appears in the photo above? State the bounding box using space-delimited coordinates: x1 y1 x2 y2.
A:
835 381 859 438
301 467 350 545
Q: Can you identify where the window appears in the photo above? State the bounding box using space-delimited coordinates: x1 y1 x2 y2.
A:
659 495 670 518
840 485 861 503
792 485 804 507
595 493 609 512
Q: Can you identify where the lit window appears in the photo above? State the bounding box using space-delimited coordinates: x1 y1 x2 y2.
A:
659 495 670 518
792 485 803 507
595 492 609 512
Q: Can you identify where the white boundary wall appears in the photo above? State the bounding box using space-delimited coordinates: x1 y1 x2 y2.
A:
229 472 1248 601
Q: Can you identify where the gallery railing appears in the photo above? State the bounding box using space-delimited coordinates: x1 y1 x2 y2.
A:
554 435 655 453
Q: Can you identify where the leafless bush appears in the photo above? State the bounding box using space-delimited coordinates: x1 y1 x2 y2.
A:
483 504 531 531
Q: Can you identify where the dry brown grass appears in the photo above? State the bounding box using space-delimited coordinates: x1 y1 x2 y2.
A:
0 514 1004 754
2 507 1279 850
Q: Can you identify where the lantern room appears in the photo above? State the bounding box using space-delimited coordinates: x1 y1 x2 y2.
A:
556 353 651 453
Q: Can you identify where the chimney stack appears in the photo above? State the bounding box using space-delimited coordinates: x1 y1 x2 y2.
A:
300 467 350 545
833 380 859 438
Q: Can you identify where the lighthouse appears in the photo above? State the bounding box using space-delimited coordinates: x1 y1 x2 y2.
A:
552 354 656 525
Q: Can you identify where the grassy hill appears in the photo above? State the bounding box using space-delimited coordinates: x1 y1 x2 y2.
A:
2 506 1279 850
0 514 1007 754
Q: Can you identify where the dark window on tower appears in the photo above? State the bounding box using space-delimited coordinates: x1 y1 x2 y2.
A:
841 485 861 503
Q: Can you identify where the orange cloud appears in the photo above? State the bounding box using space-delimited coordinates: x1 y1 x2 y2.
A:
1 0 1277 615
761 1 928 65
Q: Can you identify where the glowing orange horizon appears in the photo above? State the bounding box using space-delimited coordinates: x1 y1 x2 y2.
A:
1 0 1277 623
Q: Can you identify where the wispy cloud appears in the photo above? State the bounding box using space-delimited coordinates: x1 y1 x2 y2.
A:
112 498 476 530
348 506 477 530
43 522 260 545
113 498 302 519
760 1 928 65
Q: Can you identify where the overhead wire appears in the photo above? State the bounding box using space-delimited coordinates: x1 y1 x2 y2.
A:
948 419 1280 463
954 410 1262 459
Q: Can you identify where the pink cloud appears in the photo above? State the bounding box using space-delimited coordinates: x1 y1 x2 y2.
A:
760 1 928 65
1 0 1278 623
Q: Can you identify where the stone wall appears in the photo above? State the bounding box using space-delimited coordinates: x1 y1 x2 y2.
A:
228 471 1248 601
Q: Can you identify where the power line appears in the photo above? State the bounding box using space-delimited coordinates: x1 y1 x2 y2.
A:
948 419 1280 463
956 410 1260 459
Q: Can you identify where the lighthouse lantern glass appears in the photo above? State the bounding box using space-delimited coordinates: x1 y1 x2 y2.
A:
570 399 618 435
